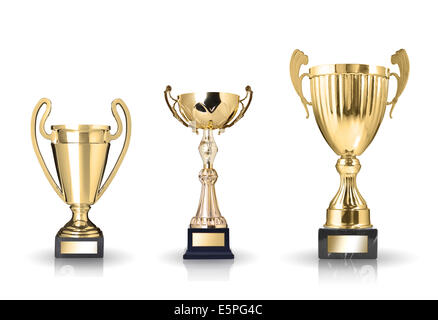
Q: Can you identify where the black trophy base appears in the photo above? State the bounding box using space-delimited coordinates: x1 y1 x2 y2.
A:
183 228 234 260
319 228 377 259
55 236 104 258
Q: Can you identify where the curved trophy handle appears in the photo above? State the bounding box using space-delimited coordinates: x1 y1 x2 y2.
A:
290 49 312 118
31 98 64 200
164 85 190 128
222 85 253 130
387 49 409 118
96 98 131 201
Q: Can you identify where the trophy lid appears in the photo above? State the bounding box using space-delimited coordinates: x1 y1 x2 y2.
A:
309 64 389 78
51 124 111 143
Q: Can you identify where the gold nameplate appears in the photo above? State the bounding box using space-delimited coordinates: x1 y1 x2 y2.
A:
60 241 98 254
192 233 225 247
327 235 368 253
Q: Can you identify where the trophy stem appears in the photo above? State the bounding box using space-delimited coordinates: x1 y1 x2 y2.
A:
190 129 227 229
71 204 91 222
325 155 372 229
57 204 103 238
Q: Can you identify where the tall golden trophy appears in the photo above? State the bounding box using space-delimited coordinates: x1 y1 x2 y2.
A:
290 49 409 259
31 98 131 258
164 85 253 259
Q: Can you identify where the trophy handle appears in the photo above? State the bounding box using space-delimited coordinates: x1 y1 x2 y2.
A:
290 49 312 118
164 85 191 128
222 85 253 130
31 98 64 200
386 49 409 118
96 98 132 201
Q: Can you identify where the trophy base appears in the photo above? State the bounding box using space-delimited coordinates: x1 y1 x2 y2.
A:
183 228 234 260
55 236 104 258
318 228 377 259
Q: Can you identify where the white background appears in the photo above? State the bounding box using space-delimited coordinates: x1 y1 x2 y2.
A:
0 0 434 299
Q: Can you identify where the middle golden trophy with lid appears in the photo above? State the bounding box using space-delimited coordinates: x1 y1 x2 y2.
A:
165 85 253 259
290 49 409 259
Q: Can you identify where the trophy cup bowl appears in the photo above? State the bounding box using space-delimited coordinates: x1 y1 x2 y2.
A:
290 49 409 259
177 92 240 129
309 64 390 157
31 99 131 258
165 85 253 259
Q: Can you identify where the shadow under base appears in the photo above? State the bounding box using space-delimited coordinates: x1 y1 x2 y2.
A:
55 236 104 258
318 228 377 259
183 228 234 260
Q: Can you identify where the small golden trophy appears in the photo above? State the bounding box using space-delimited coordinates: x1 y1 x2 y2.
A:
31 98 131 258
290 49 409 259
164 86 253 259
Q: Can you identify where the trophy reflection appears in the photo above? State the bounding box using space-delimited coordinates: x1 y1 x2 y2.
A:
319 259 377 283
290 49 409 259
164 85 253 259
31 99 131 258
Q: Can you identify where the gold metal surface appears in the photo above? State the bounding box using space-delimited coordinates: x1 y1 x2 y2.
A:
191 129 227 228
165 86 253 229
60 241 98 254
31 98 131 238
327 235 368 253
290 49 409 229
310 64 389 78
192 233 225 247
165 85 252 133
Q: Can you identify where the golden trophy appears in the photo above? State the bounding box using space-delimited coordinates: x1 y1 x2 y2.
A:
31 98 131 258
290 49 409 259
164 85 253 259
